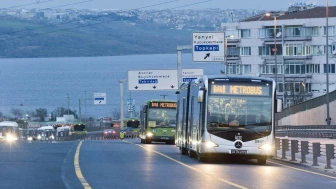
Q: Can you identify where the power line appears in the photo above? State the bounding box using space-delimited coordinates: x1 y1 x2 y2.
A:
2 0 56 9
18 0 214 39
1 0 182 36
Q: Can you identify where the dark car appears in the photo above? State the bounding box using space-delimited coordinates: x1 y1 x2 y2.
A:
121 127 137 138
103 129 118 139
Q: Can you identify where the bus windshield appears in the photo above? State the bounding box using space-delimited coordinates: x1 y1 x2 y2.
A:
207 95 272 133
127 120 140 128
73 124 86 131
148 108 176 128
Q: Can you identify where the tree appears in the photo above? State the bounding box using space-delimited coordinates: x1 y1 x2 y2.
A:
11 108 22 120
35 108 48 122
112 108 120 120
50 107 78 121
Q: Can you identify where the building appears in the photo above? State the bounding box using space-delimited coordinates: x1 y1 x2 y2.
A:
221 4 336 108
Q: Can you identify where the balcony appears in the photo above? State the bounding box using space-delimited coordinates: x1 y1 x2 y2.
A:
226 47 240 60
227 38 240 44
261 55 283 61
284 35 312 41
283 55 313 60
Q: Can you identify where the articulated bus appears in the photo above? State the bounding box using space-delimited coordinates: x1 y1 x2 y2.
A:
176 75 282 164
139 99 177 144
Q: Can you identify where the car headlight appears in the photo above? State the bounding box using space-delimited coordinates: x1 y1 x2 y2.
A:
259 144 273 152
27 136 33 141
146 132 153 137
37 135 42 140
203 141 218 148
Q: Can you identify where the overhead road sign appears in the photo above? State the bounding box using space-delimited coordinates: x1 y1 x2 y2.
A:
192 32 225 62
182 69 203 83
94 93 106 104
128 70 178 91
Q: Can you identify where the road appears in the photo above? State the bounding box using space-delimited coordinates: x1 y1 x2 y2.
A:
0 139 335 189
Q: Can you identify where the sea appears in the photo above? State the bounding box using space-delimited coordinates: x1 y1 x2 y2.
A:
0 53 224 119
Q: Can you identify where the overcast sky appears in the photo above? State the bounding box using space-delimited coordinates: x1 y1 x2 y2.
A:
1 0 334 10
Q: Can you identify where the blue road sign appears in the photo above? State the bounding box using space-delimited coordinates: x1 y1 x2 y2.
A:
183 78 197 82
138 79 158 84
194 45 219 51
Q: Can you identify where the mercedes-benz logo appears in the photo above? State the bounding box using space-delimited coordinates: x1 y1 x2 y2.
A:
235 141 243 149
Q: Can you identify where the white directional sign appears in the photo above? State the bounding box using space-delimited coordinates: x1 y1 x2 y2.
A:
192 32 225 62
182 69 203 83
128 70 178 91
94 93 106 104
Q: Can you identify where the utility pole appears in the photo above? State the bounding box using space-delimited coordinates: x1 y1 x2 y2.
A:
66 93 69 115
326 0 331 126
119 79 127 128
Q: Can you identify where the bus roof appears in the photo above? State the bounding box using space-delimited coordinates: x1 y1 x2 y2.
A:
38 126 54 130
0 121 18 127
143 99 176 104
204 75 274 83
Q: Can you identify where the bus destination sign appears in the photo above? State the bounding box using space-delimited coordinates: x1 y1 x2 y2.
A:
210 84 270 96
150 102 177 108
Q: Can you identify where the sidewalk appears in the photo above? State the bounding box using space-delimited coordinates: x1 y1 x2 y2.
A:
274 137 336 174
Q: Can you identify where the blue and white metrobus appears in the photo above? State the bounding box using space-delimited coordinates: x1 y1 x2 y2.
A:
176 75 282 164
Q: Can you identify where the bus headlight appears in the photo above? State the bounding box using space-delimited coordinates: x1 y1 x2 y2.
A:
6 134 17 142
203 141 218 148
27 136 33 141
146 132 153 137
259 144 273 152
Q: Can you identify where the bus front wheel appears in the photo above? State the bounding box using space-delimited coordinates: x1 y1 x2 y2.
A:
257 156 267 165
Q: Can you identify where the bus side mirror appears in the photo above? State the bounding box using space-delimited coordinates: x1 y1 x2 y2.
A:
198 89 204 103
277 99 283 113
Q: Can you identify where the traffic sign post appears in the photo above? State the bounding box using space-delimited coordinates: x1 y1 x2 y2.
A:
94 93 106 104
192 32 225 62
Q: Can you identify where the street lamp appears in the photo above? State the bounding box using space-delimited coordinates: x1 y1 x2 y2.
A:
265 12 284 98
325 0 331 126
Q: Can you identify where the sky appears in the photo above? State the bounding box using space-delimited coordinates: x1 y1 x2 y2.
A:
1 0 335 11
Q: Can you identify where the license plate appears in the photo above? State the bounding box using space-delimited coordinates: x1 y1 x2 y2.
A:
161 137 169 140
230 150 248 154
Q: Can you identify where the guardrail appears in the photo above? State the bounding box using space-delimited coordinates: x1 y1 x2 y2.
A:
275 138 336 169
275 125 336 138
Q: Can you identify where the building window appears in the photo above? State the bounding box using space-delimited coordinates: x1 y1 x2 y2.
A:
306 27 319 36
323 26 336 35
259 64 283 74
284 62 311 74
242 64 251 73
324 45 336 54
226 28 239 38
240 47 251 56
239 29 251 38
285 26 304 37
259 46 271 56
227 63 240 74
284 44 310 56
259 27 281 38
311 45 324 55
323 64 336 73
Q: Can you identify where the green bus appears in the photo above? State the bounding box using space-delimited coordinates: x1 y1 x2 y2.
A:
139 99 177 144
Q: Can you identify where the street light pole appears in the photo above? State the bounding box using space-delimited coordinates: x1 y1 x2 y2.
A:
66 93 69 115
326 0 331 126
274 16 278 90
119 79 127 128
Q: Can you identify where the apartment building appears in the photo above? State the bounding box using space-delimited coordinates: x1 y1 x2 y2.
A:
221 5 336 108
